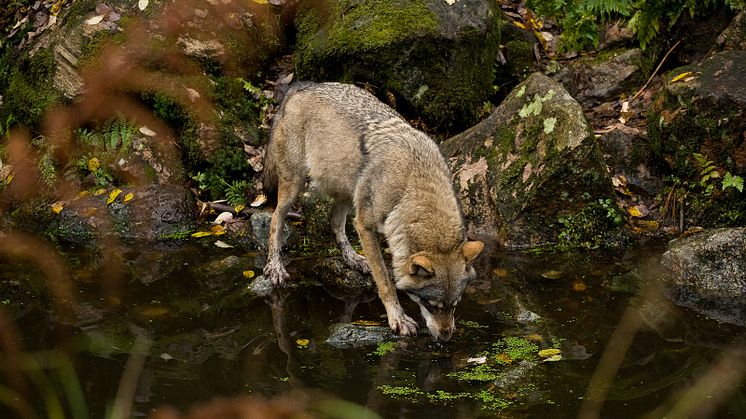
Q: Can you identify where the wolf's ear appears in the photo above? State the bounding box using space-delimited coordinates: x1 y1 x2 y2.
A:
462 241 484 263
408 255 434 277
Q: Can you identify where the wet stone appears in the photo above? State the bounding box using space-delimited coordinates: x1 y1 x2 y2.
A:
325 323 398 349
316 257 373 296
492 360 537 389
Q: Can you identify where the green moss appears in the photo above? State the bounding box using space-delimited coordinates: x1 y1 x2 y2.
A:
448 363 500 382
372 340 397 356
493 336 539 362
377 384 424 400
0 46 59 132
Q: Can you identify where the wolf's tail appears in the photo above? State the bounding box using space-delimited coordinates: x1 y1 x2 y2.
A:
262 146 278 199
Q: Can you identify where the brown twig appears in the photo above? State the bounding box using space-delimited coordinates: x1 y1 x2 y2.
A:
631 40 682 103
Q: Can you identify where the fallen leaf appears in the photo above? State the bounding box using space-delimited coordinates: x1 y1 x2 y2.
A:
495 353 513 364
671 71 698 83
572 280 587 292
51 201 64 214
538 348 562 358
210 224 225 235
627 205 649 218
251 194 267 207
493 268 508 278
234 204 245 213
94 188 106 196
541 270 563 280
138 0 149 11
242 270 255 278
351 320 382 326
78 191 90 198
467 356 487 364
85 15 105 25
107 188 122 204
215 240 234 248
213 211 234 225
191 231 213 238
542 354 563 362
123 192 134 202
296 338 310 348
139 126 156 136
88 157 100 172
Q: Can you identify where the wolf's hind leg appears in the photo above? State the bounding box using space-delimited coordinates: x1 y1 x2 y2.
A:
265 178 303 285
330 199 370 274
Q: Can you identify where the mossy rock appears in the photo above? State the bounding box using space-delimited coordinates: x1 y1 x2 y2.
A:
50 185 196 245
294 0 500 132
442 72 618 249
648 50 746 226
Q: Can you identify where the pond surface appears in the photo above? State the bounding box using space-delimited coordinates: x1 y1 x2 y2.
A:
1 240 744 418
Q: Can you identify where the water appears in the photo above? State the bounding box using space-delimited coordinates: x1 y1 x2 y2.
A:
1 241 744 418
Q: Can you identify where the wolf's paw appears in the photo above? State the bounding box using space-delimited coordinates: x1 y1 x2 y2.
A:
345 253 371 274
388 311 418 337
264 261 289 286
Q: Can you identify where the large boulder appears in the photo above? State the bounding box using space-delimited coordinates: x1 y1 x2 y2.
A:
442 73 618 248
648 50 746 226
52 185 196 245
661 228 746 326
553 48 643 108
294 0 500 131
716 10 746 51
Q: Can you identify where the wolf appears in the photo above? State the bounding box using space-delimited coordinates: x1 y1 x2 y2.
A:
262 82 483 341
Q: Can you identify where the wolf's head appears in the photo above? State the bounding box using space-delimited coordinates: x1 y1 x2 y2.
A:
395 240 483 341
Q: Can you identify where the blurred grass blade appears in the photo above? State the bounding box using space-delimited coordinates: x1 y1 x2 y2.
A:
54 354 90 419
0 384 39 419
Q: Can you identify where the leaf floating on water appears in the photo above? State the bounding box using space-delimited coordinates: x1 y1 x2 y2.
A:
138 0 149 11
541 270 563 280
538 348 562 358
85 15 105 25
107 188 122 204
51 201 65 214
296 338 310 348
123 192 134 203
351 319 382 326
572 280 587 292
215 240 234 249
191 231 213 238
242 270 255 279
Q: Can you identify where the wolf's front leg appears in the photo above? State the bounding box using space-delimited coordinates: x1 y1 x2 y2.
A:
264 179 303 286
354 219 418 336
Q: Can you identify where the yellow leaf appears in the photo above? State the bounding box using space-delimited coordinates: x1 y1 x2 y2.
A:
88 157 100 172
252 0 269 4
210 224 225 236
493 268 508 278
242 270 255 279
94 188 106 196
627 206 643 217
123 192 134 202
234 204 245 213
296 338 310 348
495 353 513 364
671 71 698 83
191 231 213 238
538 348 562 358
6 174 12 184
541 270 563 280
77 190 90 198
51 201 65 214
351 320 382 326
572 280 588 292
107 188 122 204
